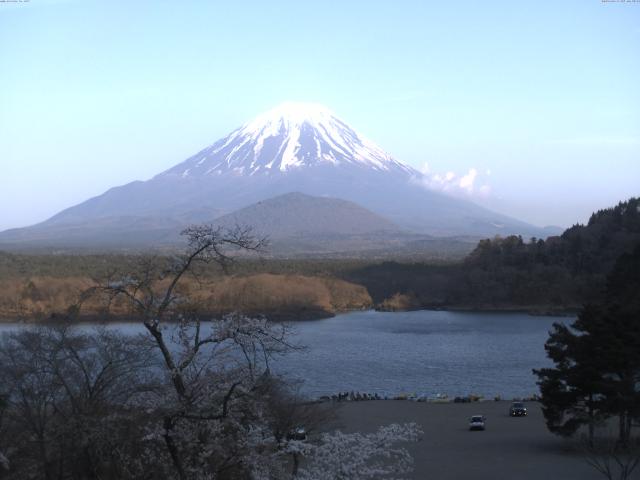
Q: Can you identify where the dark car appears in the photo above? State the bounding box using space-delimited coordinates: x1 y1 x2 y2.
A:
509 402 527 417
286 426 307 441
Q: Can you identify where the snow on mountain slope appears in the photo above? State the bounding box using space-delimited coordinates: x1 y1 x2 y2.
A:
0 102 555 248
160 102 417 178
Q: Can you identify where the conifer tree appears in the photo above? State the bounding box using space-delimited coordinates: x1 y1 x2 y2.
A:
534 245 640 445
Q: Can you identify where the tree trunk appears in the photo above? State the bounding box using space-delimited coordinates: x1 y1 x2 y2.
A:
145 322 187 397
588 394 595 447
163 416 187 480
619 412 630 447
37 435 53 480
291 452 300 479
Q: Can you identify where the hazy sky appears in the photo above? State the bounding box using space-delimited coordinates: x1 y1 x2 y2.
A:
1 0 638 231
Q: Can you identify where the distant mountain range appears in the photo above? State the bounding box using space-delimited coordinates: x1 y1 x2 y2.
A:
0 102 560 252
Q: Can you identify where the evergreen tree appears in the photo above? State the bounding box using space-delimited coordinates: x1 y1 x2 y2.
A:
534 245 640 445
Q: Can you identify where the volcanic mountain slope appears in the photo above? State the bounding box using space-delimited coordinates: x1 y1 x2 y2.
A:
0 193 406 253
0 102 552 249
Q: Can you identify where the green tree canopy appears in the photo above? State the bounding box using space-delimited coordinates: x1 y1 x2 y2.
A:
534 244 640 445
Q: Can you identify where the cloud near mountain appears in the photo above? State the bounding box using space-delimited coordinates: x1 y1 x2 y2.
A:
414 163 492 199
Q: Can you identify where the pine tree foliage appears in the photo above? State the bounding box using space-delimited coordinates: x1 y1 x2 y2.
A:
534 244 640 445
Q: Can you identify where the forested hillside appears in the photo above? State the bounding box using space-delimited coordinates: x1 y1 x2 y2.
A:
347 198 640 312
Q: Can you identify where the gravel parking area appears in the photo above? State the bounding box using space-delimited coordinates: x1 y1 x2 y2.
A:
335 400 606 479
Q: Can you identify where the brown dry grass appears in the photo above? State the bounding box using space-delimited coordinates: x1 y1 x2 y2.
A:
0 273 372 321
377 292 421 311
0 276 95 320
196 273 372 318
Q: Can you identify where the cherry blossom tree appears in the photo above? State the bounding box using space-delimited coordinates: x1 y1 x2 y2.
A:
80 225 304 479
292 423 422 480
0 225 423 479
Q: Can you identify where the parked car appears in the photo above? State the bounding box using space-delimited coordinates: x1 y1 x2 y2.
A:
469 415 486 431
509 402 527 417
286 426 307 441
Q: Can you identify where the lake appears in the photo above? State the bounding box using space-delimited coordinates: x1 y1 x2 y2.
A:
281 310 572 399
0 310 569 399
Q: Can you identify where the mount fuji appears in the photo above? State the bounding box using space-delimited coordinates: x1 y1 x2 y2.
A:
0 102 553 251
166 102 416 178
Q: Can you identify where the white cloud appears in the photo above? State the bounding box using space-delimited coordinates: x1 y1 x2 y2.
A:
413 163 492 199
458 168 477 191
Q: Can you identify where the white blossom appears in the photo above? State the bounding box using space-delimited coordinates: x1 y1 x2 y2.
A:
295 423 422 480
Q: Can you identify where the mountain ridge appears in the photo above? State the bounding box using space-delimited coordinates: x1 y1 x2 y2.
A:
0 102 557 249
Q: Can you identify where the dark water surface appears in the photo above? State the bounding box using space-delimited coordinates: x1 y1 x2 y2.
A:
0 310 570 399
279 310 570 399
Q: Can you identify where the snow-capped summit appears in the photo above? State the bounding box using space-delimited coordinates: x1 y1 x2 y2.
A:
244 102 335 130
0 102 552 249
161 102 417 178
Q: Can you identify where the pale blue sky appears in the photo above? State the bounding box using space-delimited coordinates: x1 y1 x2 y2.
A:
1 0 638 230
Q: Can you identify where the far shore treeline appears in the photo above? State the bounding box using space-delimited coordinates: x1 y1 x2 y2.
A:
0 198 638 322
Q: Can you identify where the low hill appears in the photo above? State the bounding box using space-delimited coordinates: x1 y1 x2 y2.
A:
210 192 478 257
212 192 400 238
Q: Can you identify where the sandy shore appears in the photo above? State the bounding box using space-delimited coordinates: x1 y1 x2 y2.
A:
334 400 604 479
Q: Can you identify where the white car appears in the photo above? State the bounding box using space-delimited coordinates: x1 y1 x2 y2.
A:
469 415 486 431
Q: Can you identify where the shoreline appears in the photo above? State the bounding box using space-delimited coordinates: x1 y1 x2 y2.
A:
316 391 540 403
0 305 578 324
376 304 579 317
0 310 335 325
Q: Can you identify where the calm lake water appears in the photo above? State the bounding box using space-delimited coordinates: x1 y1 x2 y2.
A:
0 310 570 399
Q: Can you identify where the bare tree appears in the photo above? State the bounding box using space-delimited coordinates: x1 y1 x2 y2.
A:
0 326 158 479
0 394 8 475
80 225 302 479
581 435 640 480
0 225 424 479
83 225 268 395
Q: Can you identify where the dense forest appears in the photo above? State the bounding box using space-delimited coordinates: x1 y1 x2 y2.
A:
0 198 638 320
344 198 640 312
